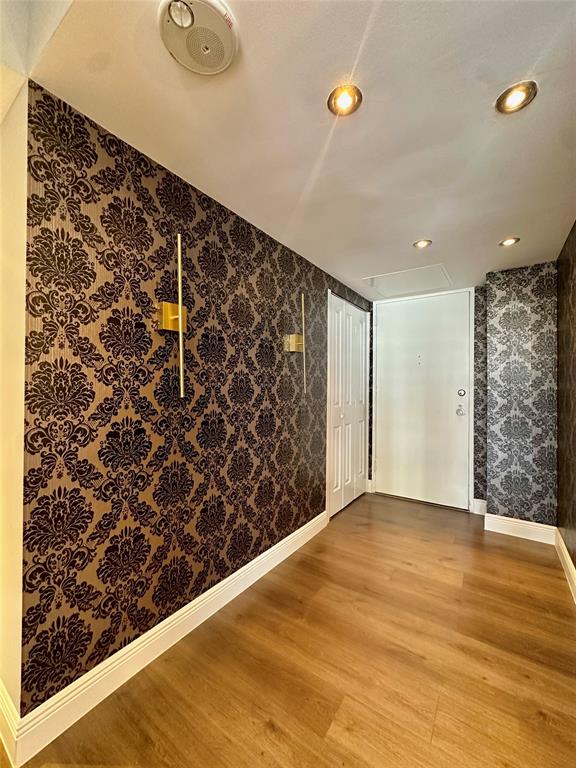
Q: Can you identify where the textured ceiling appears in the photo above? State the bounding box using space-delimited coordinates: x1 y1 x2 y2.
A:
31 0 576 298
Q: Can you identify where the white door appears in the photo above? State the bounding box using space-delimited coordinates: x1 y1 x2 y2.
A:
327 292 369 516
374 291 471 510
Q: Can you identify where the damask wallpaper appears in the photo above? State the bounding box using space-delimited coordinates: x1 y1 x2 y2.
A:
557 220 576 566
486 262 557 524
21 81 370 715
473 287 487 500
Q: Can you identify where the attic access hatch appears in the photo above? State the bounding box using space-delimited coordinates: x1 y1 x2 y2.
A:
363 264 452 299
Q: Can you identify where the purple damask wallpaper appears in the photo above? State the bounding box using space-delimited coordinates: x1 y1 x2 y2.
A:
557 220 576 566
21 81 370 715
486 262 557 525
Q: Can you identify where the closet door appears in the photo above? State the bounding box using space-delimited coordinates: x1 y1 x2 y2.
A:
327 294 345 516
342 299 355 508
327 293 368 516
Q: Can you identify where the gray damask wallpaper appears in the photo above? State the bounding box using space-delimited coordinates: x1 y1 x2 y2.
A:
557 220 576 565
486 262 557 524
21 82 370 715
474 287 487 500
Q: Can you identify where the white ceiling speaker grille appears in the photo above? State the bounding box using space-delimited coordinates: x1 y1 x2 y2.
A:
159 0 238 75
187 26 225 69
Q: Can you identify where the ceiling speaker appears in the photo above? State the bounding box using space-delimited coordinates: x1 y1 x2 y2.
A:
159 0 238 75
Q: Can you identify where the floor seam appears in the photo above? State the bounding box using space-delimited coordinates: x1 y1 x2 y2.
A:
429 691 441 745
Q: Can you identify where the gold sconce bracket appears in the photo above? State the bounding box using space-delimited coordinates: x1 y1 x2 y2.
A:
157 301 187 333
283 333 304 353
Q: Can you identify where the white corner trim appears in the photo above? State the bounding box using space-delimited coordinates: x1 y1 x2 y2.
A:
555 529 576 606
471 499 487 515
484 513 555 545
1 511 328 767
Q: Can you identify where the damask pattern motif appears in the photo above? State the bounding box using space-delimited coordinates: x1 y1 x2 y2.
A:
22 82 370 714
486 263 557 524
557 220 576 565
473 287 487 500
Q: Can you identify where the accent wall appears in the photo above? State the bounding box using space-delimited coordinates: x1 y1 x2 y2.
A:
557 220 576 565
486 262 557 525
21 81 370 715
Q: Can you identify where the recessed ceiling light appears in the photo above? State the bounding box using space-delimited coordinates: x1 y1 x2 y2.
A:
495 81 538 114
327 84 363 116
413 239 432 249
499 237 520 247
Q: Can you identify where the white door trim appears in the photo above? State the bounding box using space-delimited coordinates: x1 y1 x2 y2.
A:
555 530 576 605
372 288 475 510
326 289 335 517
326 290 370 517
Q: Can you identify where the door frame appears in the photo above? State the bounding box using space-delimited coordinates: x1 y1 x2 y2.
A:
371 287 475 512
326 289 370 518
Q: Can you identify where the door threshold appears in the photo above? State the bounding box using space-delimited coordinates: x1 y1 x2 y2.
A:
373 492 468 513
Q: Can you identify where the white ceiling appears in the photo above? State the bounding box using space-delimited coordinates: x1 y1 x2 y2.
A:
30 0 576 299
1 1 72 120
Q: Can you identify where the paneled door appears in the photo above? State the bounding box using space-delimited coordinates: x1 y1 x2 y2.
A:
327 292 369 517
374 290 471 510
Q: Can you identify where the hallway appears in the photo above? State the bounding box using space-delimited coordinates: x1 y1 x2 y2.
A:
6 494 575 768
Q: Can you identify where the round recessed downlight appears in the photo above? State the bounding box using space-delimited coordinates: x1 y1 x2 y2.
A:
495 81 537 114
328 84 363 116
499 237 520 247
169 0 194 28
413 239 432 249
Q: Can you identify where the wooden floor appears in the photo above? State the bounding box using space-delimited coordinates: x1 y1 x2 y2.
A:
3 494 576 768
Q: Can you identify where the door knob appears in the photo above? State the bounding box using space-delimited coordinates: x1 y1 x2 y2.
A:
456 406 465 416
340 413 344 419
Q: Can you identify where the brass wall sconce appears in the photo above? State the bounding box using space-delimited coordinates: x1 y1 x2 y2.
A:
283 334 304 353
156 232 186 398
283 292 307 394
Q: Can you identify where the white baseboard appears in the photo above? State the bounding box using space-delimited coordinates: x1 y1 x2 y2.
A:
0 680 18 768
471 499 487 515
0 510 328 767
484 513 555 545
555 529 576 606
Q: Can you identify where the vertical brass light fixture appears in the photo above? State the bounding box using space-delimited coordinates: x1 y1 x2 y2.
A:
156 232 187 397
301 291 307 395
283 291 307 394
176 233 185 398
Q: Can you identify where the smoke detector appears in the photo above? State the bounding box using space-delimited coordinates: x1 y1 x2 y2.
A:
159 0 238 75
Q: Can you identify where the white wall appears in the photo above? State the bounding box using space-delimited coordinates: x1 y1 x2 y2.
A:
0 82 27 713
